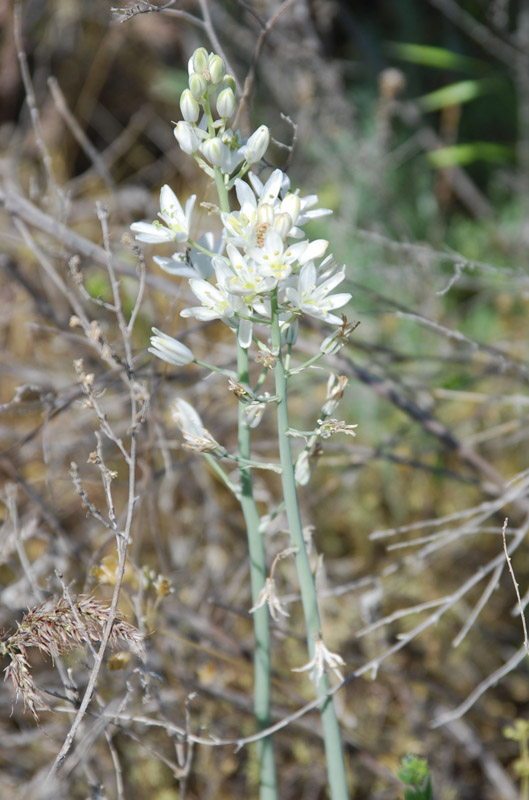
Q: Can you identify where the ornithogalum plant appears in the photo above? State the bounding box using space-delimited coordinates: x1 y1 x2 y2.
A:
132 47 356 800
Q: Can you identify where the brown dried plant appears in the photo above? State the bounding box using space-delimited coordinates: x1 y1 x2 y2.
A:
1 596 144 721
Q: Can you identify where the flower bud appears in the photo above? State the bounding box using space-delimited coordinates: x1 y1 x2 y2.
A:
174 121 201 154
192 47 209 74
189 72 207 100
321 332 343 355
282 319 298 346
243 124 270 163
149 328 194 367
273 212 292 240
257 203 274 226
280 193 301 225
216 87 236 119
243 401 266 429
180 89 199 123
201 137 223 167
222 74 236 93
208 54 225 84
295 451 311 486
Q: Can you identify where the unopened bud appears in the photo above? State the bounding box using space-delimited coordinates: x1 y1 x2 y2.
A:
282 319 298 346
180 89 200 123
192 47 209 74
189 72 207 100
222 74 236 93
243 401 266 429
280 193 301 225
174 121 201 154
216 87 236 118
243 125 269 164
201 137 223 167
209 54 225 84
295 451 311 486
273 212 292 240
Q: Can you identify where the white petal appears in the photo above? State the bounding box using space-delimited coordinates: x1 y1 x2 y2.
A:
235 180 257 210
160 185 181 215
299 262 316 291
301 239 329 263
181 306 223 321
184 193 197 221
325 292 351 309
172 398 205 437
153 256 197 278
130 222 173 243
261 169 283 202
238 318 253 348
248 172 264 196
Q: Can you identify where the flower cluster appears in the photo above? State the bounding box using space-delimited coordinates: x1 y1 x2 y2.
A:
130 47 352 354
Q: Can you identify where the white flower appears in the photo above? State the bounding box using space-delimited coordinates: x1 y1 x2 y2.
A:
242 395 270 428
321 374 349 416
153 253 198 279
218 129 246 174
317 418 358 439
248 169 287 205
292 637 346 684
216 87 236 118
131 185 195 244
171 398 221 453
208 54 225 84
220 171 288 248
181 278 239 322
215 245 277 297
239 124 270 164
296 193 333 227
247 230 311 282
294 450 311 486
174 121 202 154
250 578 289 622
190 47 209 75
286 262 351 324
157 232 219 280
201 137 224 167
180 89 199 123
149 328 194 366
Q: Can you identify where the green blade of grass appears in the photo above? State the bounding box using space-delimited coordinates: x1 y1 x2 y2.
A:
426 142 513 168
418 78 502 112
388 42 490 73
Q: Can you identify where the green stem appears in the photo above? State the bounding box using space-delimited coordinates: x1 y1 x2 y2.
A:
213 165 276 798
270 292 350 800
237 344 277 799
203 453 238 496
194 358 236 378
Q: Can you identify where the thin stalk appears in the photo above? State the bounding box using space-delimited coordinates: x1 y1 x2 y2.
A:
213 167 277 798
270 292 350 800
237 344 277 799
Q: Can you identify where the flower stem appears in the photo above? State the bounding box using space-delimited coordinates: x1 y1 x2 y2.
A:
237 343 277 799
214 166 276 799
270 292 350 799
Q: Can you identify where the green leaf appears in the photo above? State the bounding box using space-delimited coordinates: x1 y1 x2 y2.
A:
398 755 433 800
418 78 502 111
426 142 513 168
388 42 489 73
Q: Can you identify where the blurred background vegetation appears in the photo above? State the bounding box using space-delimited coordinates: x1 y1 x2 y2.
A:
1 1 529 798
